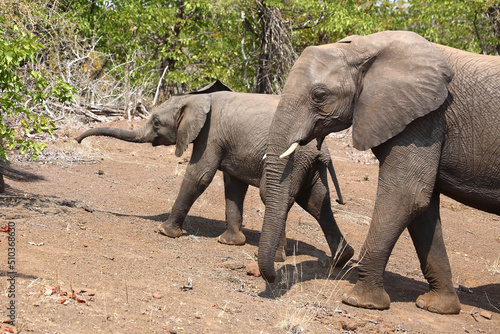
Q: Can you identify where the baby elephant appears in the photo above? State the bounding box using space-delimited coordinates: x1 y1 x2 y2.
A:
76 81 353 266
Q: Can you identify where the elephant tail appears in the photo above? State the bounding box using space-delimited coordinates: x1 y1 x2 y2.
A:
328 160 344 205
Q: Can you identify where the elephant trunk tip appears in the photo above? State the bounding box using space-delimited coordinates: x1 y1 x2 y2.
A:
74 135 85 144
261 271 277 284
257 256 277 283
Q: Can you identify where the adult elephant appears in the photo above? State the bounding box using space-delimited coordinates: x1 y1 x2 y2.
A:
76 81 353 265
259 31 500 314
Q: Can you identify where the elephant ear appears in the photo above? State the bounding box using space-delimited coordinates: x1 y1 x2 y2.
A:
336 34 360 43
174 95 211 157
188 79 233 94
347 31 454 151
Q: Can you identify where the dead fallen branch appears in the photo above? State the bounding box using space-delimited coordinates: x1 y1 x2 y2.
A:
44 101 149 122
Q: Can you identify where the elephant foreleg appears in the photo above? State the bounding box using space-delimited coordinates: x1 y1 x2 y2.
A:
408 191 460 314
295 170 353 267
158 165 218 238
218 173 248 245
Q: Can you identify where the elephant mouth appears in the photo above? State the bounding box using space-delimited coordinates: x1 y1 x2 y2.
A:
152 137 176 147
280 120 351 159
152 137 162 146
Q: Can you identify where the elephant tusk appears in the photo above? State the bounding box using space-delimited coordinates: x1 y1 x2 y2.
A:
262 154 267 160
279 142 299 159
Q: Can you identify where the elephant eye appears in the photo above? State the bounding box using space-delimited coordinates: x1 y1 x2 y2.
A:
153 117 160 128
311 87 329 104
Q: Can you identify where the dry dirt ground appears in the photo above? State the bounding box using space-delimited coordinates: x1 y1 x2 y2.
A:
0 118 499 334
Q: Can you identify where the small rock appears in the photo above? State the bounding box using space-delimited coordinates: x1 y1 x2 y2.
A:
479 311 492 320
246 262 261 277
152 293 162 299
180 277 193 291
341 320 358 331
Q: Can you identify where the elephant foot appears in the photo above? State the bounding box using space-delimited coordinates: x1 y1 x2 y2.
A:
416 290 461 314
332 243 354 267
218 230 246 245
158 222 184 238
342 282 390 310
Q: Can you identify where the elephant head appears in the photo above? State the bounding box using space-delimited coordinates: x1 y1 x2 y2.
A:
258 31 454 282
76 80 232 156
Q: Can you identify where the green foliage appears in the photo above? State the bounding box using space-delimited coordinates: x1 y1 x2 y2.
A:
1 0 499 131
405 0 498 54
0 20 74 161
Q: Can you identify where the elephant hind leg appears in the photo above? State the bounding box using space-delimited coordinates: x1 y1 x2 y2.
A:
408 191 461 314
217 173 248 245
296 169 354 268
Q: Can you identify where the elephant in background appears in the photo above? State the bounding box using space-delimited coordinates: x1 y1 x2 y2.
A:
76 81 353 265
260 31 500 314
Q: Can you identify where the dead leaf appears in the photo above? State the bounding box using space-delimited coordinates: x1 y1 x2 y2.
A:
76 299 86 304
0 226 11 233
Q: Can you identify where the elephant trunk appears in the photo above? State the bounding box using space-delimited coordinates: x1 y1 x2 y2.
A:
75 123 155 144
258 97 301 282
258 155 292 282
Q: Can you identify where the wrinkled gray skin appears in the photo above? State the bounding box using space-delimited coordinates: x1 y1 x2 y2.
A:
76 82 353 265
261 31 500 314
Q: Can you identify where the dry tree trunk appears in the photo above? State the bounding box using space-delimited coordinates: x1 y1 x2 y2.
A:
487 5 500 55
254 2 296 94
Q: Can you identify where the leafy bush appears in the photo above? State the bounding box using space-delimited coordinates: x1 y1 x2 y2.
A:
0 23 74 162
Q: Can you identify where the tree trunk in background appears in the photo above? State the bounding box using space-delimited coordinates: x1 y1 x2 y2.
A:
254 1 296 94
153 3 184 104
487 4 500 55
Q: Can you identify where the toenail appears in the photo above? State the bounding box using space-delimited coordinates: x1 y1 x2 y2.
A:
428 306 438 313
416 299 425 309
347 297 358 306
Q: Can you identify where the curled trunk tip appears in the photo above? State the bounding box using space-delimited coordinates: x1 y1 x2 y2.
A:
257 251 277 283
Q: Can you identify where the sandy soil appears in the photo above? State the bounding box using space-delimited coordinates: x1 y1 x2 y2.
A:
0 119 498 334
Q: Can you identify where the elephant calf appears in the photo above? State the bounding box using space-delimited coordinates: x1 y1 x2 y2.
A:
76 81 353 266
